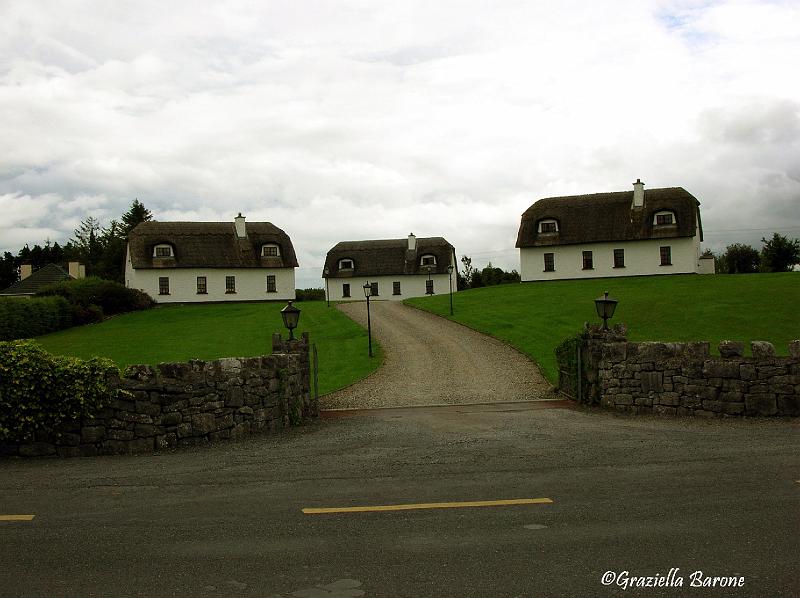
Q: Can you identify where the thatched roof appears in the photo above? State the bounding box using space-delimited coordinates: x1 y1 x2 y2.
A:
0 264 72 296
323 237 455 278
516 187 702 248
127 221 298 269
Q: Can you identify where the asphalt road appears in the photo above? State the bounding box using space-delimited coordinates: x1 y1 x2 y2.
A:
1 402 797 597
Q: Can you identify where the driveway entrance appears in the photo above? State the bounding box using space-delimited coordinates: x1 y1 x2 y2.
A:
321 301 552 409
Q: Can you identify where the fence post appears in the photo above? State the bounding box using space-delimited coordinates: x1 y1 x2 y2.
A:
576 341 582 403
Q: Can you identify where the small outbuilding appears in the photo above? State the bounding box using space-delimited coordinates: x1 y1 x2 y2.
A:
0 262 84 297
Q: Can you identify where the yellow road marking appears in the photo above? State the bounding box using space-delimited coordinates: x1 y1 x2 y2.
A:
0 515 35 521
303 497 553 514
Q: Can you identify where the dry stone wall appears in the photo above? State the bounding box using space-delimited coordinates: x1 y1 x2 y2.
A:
2 333 314 458
570 325 800 417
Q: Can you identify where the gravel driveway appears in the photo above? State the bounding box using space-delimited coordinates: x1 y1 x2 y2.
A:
321 301 553 409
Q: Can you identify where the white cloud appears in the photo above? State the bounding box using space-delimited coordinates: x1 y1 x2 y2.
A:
1 0 799 287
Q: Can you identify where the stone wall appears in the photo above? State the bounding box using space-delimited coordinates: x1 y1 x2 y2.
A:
563 325 799 417
2 333 315 457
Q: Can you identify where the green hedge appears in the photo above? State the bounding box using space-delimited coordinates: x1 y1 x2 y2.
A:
37 277 155 319
0 341 119 442
0 296 73 341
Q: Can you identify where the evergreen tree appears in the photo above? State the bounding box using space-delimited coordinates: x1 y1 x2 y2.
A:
121 199 153 234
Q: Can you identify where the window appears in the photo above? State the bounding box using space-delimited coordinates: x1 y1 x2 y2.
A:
262 244 280 257
654 211 675 226
266 275 276 293
544 253 555 272
660 246 672 266
158 277 170 295
539 220 558 233
339 259 354 270
425 279 434 294
582 251 593 270
342 283 351 298
613 249 625 268
196 276 207 294
393 281 401 296
154 245 173 258
370 282 379 296
226 276 236 293
420 255 437 266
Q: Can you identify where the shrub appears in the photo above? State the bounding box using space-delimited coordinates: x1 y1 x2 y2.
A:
295 288 326 301
0 341 119 442
37 277 155 315
0 296 73 341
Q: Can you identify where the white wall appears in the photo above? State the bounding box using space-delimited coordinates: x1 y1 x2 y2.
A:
519 237 701 281
325 274 455 302
126 251 296 302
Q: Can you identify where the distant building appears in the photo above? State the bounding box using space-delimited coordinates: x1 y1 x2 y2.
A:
516 179 714 281
125 214 298 302
0 262 84 297
323 234 457 301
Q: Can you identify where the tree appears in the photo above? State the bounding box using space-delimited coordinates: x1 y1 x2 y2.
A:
459 255 475 289
719 243 760 274
121 199 153 235
760 233 800 272
96 220 127 282
70 216 103 275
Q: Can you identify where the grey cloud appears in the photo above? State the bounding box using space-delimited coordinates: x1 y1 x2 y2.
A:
699 99 800 145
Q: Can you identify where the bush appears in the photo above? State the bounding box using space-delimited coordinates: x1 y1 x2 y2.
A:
295 288 326 301
37 277 155 315
0 296 73 341
0 341 119 442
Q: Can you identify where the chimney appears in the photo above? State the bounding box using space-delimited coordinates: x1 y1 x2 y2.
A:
407 233 417 251
20 263 32 280
234 213 247 238
632 178 644 208
68 261 84 279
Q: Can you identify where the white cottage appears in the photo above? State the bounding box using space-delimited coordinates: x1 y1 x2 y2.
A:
322 234 457 301
125 214 298 302
516 180 714 281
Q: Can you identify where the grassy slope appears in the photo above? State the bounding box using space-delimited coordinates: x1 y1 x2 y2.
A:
35 301 381 396
407 273 800 384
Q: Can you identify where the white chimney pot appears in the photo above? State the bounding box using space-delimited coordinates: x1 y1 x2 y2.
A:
632 178 645 208
234 213 247 238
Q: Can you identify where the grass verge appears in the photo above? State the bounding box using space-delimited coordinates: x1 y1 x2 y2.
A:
35 301 382 396
406 273 799 384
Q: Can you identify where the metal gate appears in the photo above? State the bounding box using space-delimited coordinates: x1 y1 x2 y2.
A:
555 335 582 402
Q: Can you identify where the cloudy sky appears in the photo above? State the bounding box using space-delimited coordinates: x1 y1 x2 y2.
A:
1 0 798 287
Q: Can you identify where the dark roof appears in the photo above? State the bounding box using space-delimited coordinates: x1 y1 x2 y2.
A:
516 187 703 248
0 264 72 296
127 221 299 269
323 237 455 278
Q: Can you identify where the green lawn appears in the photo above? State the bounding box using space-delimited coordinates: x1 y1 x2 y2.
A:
407 273 800 384
35 301 381 396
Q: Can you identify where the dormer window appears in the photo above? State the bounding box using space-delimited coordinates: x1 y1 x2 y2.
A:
538 219 558 233
339 258 354 270
420 254 437 267
261 244 280 257
153 244 173 258
654 211 676 226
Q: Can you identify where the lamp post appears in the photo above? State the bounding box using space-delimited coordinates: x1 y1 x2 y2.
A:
323 267 330 307
281 300 301 340
594 291 618 330
363 282 373 357
447 264 454 316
